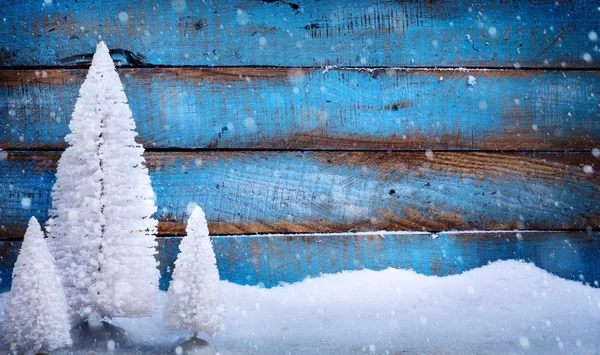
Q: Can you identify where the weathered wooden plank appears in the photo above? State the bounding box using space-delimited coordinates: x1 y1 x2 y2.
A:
0 231 598 292
0 151 597 238
1 68 599 150
0 0 598 68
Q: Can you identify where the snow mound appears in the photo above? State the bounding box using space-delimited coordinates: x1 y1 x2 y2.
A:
1 260 598 354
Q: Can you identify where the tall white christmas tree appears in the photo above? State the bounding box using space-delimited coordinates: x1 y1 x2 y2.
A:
3 217 71 353
47 41 159 324
164 206 225 336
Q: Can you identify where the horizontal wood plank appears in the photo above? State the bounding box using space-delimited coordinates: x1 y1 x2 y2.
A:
1 68 599 150
1 231 598 292
0 0 599 68
0 151 597 238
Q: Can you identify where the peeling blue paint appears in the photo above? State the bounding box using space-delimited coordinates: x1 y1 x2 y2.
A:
0 152 597 238
1 232 599 293
0 0 598 67
1 69 599 150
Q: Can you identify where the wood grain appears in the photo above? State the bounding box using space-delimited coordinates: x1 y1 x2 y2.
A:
0 0 598 68
1 231 598 292
1 68 599 150
0 151 597 239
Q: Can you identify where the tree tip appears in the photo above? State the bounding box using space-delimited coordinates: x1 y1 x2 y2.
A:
96 41 108 50
27 216 39 227
25 216 43 240
190 205 206 220
91 41 114 67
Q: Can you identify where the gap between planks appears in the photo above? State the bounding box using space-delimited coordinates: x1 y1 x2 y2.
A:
0 230 596 242
2 65 600 72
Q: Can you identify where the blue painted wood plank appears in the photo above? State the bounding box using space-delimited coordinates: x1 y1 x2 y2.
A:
0 0 598 68
0 240 19 293
1 68 599 150
0 151 597 238
1 232 598 292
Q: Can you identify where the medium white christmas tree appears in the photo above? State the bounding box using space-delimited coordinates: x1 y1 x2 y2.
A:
164 206 225 336
47 41 159 324
3 217 71 353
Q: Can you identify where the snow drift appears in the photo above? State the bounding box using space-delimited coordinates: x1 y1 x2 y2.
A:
1 260 598 354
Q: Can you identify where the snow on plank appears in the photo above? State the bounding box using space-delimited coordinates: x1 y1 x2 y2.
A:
0 151 597 238
0 231 598 293
1 68 599 150
0 0 598 68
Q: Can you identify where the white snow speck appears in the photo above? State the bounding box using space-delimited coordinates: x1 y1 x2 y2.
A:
488 27 497 37
369 344 376 353
425 150 434 159
519 336 530 349
420 316 428 325
513 62 521 69
118 12 129 23
583 165 594 174
21 198 31 209
171 0 187 12
67 209 78 221
532 124 538 131
43 0 52 4
244 117 257 131
468 76 477 86
236 9 249 25
258 36 267 47
589 31 598 42
478 101 488 110
583 53 593 62
0 150 7 160
107 340 115 351
592 147 600 158
175 346 183 354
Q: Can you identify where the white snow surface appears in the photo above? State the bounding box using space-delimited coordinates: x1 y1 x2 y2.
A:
164 206 225 335
3 217 71 353
1 260 599 354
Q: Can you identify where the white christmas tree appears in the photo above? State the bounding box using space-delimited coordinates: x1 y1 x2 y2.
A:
47 41 159 324
164 206 225 336
3 217 71 353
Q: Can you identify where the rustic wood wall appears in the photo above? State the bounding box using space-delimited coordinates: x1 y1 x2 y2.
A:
0 0 598 291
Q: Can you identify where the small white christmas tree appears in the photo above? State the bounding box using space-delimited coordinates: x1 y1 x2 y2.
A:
47 41 159 324
3 217 71 353
164 206 225 336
